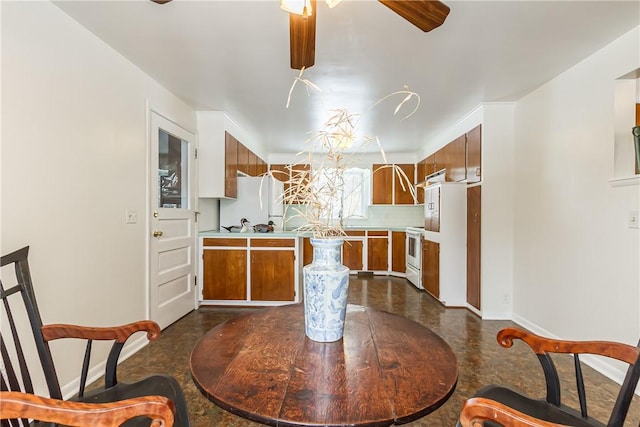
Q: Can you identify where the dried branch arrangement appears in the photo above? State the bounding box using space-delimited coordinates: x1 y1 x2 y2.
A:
270 71 418 238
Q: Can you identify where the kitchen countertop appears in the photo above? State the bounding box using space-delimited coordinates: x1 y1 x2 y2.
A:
200 230 302 237
199 226 415 237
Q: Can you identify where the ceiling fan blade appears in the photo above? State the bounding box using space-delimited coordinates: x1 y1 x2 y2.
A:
289 0 317 70
379 0 450 32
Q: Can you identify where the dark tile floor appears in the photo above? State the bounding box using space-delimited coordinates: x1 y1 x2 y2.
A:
112 277 640 426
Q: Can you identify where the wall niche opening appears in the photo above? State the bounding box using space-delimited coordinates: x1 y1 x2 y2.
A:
612 69 640 186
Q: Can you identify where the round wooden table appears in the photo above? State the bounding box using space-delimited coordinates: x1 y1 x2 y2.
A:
190 304 458 427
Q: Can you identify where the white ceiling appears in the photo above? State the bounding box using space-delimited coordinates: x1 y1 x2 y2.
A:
54 0 640 154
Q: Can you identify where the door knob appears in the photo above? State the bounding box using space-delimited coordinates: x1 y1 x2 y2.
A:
153 230 164 237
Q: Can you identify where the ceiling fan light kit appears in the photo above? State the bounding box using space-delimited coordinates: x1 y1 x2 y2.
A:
324 0 343 9
281 0 343 14
280 0 313 16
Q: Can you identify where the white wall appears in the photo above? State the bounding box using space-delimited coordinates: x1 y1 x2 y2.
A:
1 1 196 396
512 26 640 384
481 104 516 319
425 104 516 319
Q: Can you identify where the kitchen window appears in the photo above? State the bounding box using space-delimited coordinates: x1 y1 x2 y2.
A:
313 167 370 219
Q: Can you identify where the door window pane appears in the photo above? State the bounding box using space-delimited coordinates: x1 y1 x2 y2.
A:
158 129 188 209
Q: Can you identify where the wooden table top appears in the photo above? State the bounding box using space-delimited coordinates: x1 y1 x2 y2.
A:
190 304 458 427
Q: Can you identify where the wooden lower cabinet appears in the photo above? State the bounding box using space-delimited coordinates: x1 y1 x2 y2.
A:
251 250 295 301
203 249 247 300
342 239 364 270
303 230 408 275
367 231 389 271
302 237 313 266
422 240 440 299
391 231 406 273
201 237 297 303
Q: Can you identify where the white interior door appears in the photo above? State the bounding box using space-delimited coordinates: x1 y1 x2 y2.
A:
149 111 197 329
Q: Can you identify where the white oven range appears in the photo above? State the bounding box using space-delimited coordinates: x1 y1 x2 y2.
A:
405 227 424 289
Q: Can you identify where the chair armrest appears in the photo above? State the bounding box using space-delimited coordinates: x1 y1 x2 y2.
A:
0 391 174 427
497 328 639 364
459 397 570 427
41 320 161 344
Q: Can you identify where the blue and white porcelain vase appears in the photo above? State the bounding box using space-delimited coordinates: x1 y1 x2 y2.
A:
303 238 350 342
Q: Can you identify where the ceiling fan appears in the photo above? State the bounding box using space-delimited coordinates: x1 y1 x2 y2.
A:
287 0 450 69
151 0 450 70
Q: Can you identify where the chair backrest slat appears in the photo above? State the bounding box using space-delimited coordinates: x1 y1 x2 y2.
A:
0 246 62 400
607 349 640 427
536 353 561 406
1 285 35 396
573 354 588 418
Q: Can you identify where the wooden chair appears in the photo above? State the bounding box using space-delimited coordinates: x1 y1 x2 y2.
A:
1 391 174 426
0 246 190 426
460 327 640 427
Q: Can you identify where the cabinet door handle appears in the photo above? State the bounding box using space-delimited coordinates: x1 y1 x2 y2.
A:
153 230 163 237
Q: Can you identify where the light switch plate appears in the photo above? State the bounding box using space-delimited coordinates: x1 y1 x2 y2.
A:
126 209 137 224
629 210 639 229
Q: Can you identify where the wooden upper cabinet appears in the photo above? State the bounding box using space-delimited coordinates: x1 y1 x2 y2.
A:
257 158 268 176
247 150 257 177
466 125 482 183
372 164 393 204
237 143 249 175
247 152 267 177
224 132 238 198
442 134 466 182
416 155 436 205
433 150 444 175
417 160 427 184
425 154 437 177
374 164 417 205
290 164 310 204
269 163 309 203
270 164 289 182
394 164 415 205
416 160 426 205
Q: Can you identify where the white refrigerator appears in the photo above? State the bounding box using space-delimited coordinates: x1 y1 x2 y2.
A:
219 176 285 231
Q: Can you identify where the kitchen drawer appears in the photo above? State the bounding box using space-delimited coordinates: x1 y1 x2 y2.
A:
203 238 247 247
251 238 296 248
